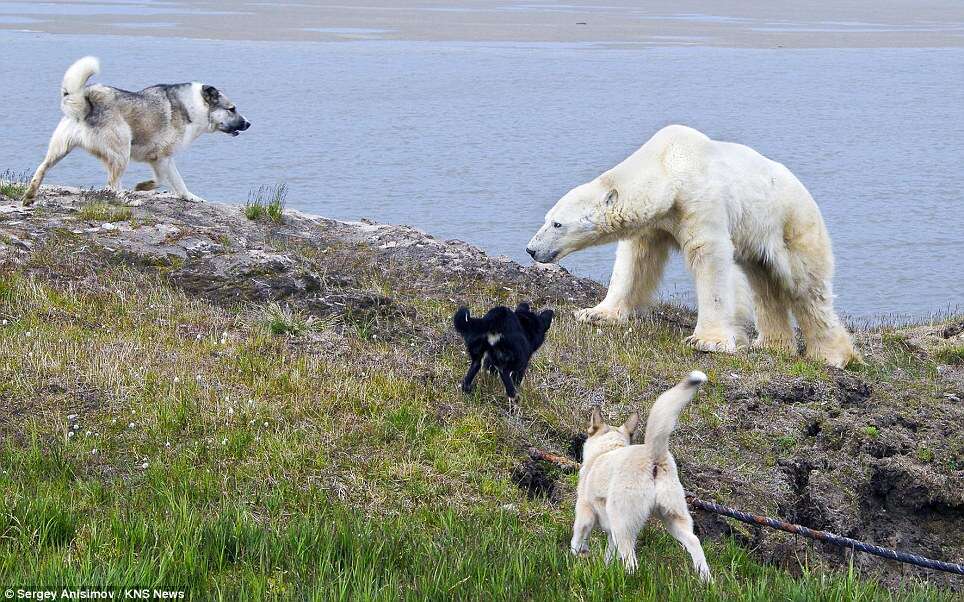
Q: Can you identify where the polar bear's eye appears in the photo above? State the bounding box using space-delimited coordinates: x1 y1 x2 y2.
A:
552 222 562 229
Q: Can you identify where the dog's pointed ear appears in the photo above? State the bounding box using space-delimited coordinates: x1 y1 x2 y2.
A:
453 306 471 332
588 406 604 435
603 188 618 206
515 302 531 313
202 85 221 106
621 412 640 437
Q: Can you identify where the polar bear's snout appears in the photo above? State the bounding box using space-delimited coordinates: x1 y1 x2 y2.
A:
526 245 559 263
526 225 562 263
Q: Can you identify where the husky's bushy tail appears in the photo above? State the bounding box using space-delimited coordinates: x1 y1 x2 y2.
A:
60 56 100 121
644 371 706 461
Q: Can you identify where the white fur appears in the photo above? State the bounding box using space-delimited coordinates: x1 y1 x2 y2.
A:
527 125 857 367
570 372 711 582
60 56 99 121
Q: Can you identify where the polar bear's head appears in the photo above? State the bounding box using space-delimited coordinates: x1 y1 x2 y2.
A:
526 178 623 263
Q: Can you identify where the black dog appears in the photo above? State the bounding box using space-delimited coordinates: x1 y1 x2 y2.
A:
453 303 554 401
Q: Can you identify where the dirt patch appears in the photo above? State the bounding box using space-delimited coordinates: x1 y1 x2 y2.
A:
511 460 560 502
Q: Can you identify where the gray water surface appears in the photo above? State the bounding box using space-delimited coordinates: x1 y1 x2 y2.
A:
1 31 961 318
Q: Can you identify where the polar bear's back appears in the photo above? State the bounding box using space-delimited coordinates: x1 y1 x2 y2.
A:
688 131 827 232
638 126 833 270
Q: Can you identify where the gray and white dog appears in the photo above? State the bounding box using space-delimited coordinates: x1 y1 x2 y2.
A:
22 56 250 205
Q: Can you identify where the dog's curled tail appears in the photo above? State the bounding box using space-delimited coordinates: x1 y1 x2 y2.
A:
61 56 100 121
644 371 706 461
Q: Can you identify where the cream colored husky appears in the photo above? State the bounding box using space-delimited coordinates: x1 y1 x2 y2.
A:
570 371 712 581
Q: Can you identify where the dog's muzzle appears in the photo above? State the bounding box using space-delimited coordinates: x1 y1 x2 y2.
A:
223 119 251 137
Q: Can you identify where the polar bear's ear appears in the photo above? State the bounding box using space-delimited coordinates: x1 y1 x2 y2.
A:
604 189 618 206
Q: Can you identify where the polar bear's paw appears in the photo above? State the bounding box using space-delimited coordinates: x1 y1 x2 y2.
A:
575 305 632 324
685 332 737 353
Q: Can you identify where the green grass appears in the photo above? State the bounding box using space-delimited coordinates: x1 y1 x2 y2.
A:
77 200 132 223
0 268 953 600
934 345 964 366
0 436 945 601
0 170 29 199
244 183 287 223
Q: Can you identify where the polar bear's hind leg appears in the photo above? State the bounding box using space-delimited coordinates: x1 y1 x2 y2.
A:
743 261 796 354
791 289 856 368
784 224 858 367
576 234 672 324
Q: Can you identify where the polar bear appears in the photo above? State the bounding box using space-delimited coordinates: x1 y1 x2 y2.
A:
526 125 857 368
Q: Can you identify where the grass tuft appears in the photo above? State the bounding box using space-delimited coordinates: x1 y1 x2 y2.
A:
245 183 287 222
260 302 335 336
934 345 964 366
77 200 132 223
0 170 29 199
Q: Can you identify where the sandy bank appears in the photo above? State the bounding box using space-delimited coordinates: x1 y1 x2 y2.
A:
2 0 964 47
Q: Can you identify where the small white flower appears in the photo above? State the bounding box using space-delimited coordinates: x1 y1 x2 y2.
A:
196 334 202 341
173 377 180 384
85 431 92 436
165 440 171 448
141 462 149 469
68 414 78 421
67 431 75 438
221 438 228 445
228 407 234 415
91 449 98 455
128 422 135 429
72 424 79 431
25 331 31 337
28 352 33 358
1 320 7 325
263 421 268 427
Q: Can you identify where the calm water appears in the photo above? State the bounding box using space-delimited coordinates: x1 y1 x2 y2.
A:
1 31 962 318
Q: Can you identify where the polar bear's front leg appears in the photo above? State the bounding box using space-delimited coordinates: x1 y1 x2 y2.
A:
683 238 739 353
576 235 671 324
